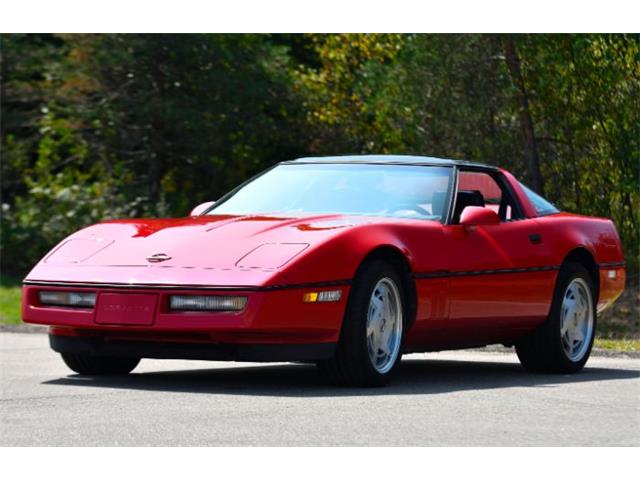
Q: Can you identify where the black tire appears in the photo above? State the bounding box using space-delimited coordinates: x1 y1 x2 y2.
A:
515 262 596 373
318 258 407 387
61 353 140 375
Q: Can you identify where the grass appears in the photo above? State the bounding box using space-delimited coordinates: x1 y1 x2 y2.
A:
593 338 640 352
1 274 638 352
0 275 22 325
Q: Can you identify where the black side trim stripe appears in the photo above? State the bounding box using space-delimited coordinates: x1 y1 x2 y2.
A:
263 279 352 291
413 265 560 280
598 261 626 268
23 279 352 292
25 262 624 291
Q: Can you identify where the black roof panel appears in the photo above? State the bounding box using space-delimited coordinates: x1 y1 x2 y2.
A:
286 154 495 170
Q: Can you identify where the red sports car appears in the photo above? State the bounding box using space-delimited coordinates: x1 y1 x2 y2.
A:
22 155 625 386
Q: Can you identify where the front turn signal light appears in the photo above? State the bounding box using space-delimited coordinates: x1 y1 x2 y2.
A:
303 290 342 303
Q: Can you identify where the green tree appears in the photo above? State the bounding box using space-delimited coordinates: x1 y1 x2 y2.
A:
1 33 638 276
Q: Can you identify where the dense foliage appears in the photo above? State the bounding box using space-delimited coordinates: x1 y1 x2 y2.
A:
1 34 638 276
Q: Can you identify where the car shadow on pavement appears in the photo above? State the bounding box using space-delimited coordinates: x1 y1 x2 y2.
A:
43 356 640 397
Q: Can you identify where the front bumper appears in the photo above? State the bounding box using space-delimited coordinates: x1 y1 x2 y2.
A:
49 333 336 362
22 282 349 346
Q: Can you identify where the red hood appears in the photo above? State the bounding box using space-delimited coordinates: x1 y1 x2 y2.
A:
24 214 382 287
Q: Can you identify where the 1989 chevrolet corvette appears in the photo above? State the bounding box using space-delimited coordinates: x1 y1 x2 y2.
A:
22 155 626 386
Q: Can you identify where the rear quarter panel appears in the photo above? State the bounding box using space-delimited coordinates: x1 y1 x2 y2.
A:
535 213 626 311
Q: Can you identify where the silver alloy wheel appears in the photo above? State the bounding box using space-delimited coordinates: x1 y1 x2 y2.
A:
560 277 594 362
366 277 403 374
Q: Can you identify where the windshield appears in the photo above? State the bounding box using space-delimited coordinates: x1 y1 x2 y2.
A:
207 163 453 221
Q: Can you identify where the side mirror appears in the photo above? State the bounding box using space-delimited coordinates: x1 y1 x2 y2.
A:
459 206 500 226
190 201 215 217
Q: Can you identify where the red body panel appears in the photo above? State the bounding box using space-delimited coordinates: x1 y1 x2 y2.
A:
23 165 626 355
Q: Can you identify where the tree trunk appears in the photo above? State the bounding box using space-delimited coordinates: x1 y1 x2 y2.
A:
503 38 545 195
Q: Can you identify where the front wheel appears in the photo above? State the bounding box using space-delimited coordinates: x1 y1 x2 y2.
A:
61 353 140 375
318 259 406 387
516 262 596 373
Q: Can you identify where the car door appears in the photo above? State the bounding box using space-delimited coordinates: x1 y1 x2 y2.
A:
437 169 556 345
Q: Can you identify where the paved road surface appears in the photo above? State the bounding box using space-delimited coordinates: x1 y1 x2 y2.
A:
1 332 638 446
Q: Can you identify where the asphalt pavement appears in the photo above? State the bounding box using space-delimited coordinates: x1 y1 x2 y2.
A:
1 332 638 446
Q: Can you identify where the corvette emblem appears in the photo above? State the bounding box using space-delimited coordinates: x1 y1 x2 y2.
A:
146 253 172 263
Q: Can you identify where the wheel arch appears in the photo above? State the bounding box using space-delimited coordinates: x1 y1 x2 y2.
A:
561 247 600 303
355 245 418 330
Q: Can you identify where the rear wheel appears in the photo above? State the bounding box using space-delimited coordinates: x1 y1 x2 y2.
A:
61 353 140 375
319 259 406 387
515 262 596 373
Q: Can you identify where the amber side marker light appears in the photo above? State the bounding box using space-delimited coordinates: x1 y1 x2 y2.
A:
303 290 342 303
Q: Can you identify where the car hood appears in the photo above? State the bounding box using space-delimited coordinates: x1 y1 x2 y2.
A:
25 214 386 287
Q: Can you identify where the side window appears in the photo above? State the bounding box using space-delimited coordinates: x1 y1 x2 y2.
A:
519 183 560 216
455 170 521 222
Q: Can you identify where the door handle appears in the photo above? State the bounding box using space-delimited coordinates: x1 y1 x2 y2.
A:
529 233 542 245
